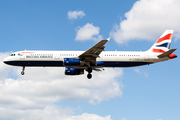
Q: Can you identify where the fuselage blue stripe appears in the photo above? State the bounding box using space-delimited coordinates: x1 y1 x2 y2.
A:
4 60 152 67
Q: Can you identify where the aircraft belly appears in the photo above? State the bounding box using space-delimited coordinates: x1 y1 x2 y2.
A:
4 60 64 67
103 61 152 67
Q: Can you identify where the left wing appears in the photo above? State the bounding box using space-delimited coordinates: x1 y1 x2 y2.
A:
79 38 110 67
158 48 177 58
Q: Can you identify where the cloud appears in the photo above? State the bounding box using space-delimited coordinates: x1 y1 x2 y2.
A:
0 67 123 107
121 117 127 120
134 68 148 77
75 23 103 41
0 52 14 80
0 52 123 119
110 0 180 44
134 68 140 73
68 10 86 20
0 105 112 120
70 113 112 120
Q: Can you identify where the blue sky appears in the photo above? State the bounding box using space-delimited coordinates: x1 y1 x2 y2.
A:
0 0 180 120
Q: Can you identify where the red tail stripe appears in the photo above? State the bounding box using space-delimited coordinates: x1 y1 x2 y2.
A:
152 49 165 53
156 33 172 43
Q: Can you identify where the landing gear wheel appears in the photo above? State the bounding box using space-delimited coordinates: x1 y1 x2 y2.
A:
87 68 92 73
87 73 92 79
21 71 25 75
21 66 25 75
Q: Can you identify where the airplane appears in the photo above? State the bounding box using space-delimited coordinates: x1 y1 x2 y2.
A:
3 30 177 79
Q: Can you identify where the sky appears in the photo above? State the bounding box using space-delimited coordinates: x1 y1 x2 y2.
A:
0 0 180 120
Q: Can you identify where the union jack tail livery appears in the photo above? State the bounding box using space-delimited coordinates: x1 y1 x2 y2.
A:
148 30 177 59
148 30 173 53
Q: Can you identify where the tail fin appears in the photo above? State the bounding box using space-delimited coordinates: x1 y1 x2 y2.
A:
148 30 174 53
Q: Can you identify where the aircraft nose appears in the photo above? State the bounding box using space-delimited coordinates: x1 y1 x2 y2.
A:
3 57 10 65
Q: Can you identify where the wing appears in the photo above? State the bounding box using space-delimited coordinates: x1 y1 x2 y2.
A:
79 38 110 67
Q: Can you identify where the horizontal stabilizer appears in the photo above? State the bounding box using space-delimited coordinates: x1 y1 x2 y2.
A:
158 48 177 58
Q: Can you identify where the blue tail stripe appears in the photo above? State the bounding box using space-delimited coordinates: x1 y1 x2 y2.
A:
156 43 169 48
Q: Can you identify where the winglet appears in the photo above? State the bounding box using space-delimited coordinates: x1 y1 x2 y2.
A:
106 37 111 42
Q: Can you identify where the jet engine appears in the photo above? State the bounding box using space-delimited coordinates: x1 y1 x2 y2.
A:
64 58 84 66
65 67 84 75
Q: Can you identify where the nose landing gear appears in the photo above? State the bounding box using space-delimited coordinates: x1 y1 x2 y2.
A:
21 66 25 75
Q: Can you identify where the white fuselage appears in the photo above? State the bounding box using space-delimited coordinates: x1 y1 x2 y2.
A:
3 50 169 68
3 30 177 79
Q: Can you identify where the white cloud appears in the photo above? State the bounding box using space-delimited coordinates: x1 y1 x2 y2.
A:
68 10 86 20
121 117 127 120
110 0 180 44
0 52 123 119
0 52 14 80
0 105 112 120
134 68 140 73
0 67 123 107
75 23 103 41
70 113 112 120
134 68 148 77
157 119 162 120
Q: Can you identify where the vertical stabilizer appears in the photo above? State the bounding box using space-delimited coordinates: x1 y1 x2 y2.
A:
148 30 174 53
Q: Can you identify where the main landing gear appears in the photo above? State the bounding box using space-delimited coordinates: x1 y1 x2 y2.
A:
21 66 25 75
87 68 92 79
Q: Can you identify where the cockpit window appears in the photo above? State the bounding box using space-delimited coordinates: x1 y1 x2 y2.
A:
10 54 16 56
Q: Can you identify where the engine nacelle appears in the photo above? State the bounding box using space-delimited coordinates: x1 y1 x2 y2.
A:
65 67 84 75
64 58 84 66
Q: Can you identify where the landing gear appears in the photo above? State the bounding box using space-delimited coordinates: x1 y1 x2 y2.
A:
21 71 24 75
87 67 92 79
87 67 92 73
21 66 25 75
87 73 92 79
